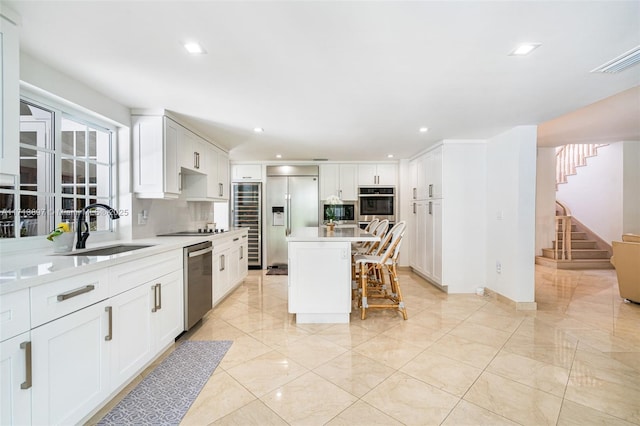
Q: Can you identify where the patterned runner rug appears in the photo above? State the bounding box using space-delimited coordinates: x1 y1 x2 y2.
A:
98 340 232 425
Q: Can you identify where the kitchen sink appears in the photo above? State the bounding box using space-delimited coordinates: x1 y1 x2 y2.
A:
63 244 154 256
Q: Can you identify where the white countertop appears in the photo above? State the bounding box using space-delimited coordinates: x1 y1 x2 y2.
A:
287 226 378 242
0 228 248 295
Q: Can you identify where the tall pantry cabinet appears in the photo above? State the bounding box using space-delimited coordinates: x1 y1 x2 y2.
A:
409 142 486 293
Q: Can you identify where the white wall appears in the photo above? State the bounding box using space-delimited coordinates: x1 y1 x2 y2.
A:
623 142 640 234
556 143 623 244
535 147 557 255
441 141 487 293
398 158 411 266
485 126 537 304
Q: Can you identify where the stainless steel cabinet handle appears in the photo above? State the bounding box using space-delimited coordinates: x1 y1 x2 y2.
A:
194 152 200 169
157 283 162 311
339 189 342 198
57 284 95 301
428 184 433 198
220 254 225 271
219 183 223 197
429 201 432 215
178 172 182 191
105 306 113 341
233 237 239 241
240 246 244 260
20 341 32 390
413 203 416 214
151 284 160 312
412 188 416 199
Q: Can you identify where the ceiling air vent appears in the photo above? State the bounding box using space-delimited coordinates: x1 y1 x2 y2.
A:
591 45 640 73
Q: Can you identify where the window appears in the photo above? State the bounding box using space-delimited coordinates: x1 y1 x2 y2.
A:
0 99 115 239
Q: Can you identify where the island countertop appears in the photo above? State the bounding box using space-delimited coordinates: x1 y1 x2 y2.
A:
287 226 378 242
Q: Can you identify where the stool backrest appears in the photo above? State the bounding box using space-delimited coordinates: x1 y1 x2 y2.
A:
375 221 406 261
363 218 379 233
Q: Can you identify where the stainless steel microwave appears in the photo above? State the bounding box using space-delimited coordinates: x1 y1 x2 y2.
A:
358 187 395 222
322 203 356 223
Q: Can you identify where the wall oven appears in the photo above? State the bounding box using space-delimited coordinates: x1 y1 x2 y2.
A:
322 202 356 223
358 187 395 223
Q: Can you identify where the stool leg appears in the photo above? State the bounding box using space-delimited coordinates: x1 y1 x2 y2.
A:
360 262 368 320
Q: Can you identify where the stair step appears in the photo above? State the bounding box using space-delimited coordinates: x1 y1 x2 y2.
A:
552 240 598 249
541 248 610 260
556 231 588 240
535 256 614 270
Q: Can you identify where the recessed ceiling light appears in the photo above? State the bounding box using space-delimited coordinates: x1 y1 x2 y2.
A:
253 127 264 133
183 42 206 55
275 154 282 159
419 127 429 133
509 43 541 56
387 154 394 158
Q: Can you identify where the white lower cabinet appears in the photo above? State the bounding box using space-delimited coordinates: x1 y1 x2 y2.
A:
1 332 31 426
411 199 442 285
109 269 183 388
109 284 154 388
213 231 249 305
31 300 110 426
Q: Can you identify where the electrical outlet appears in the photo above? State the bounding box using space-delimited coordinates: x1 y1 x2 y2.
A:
137 213 147 225
496 261 502 274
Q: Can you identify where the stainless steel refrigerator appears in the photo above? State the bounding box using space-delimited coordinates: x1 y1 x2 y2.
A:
231 182 262 269
266 165 319 268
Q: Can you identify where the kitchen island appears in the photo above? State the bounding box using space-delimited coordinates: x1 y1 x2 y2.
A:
286 226 378 323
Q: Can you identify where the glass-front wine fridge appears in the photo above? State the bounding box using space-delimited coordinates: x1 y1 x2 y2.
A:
231 182 262 269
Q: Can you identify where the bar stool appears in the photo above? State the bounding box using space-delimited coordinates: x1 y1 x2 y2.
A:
354 221 407 320
351 219 388 299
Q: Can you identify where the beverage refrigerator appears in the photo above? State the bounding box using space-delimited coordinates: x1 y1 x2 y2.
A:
231 182 262 269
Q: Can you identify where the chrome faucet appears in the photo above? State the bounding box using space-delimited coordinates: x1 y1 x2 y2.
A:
76 203 120 249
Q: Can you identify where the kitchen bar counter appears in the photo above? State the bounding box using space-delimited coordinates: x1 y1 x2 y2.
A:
286 226 378 323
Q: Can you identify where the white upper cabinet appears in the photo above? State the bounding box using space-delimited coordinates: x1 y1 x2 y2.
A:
410 145 443 200
132 115 181 199
320 164 358 201
231 164 262 181
358 163 397 186
1 14 19 178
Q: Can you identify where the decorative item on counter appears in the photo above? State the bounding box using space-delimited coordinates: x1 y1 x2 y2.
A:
47 222 74 253
325 194 342 231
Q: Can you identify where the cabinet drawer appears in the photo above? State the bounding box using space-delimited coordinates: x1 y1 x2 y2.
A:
0 288 30 342
109 249 182 297
31 269 109 328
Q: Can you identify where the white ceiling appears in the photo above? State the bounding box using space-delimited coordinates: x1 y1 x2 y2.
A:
5 0 640 161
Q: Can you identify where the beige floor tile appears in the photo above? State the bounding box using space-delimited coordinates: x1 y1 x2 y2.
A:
225 350 309 397
425 334 500 369
381 319 448 349
325 400 403 426
442 400 519 425
352 334 424 369
313 351 396 397
274 334 348 369
486 351 570 397
261 372 357 425
211 399 288 425
400 351 483 397
247 326 311 348
180 371 256 425
464 371 563 425
316 323 379 349
218 334 273 370
448 321 514 348
361 371 459 425
557 400 637 426
465 309 526 333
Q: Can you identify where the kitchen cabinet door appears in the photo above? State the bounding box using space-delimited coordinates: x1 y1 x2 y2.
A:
152 270 184 349
0 332 31 426
339 164 358 200
132 115 181 199
357 164 397 186
31 300 110 426
108 284 154 389
0 15 19 177
232 164 262 181
319 164 339 200
213 245 231 305
216 149 230 200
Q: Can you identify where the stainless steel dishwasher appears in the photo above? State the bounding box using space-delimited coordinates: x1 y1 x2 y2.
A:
184 241 213 330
